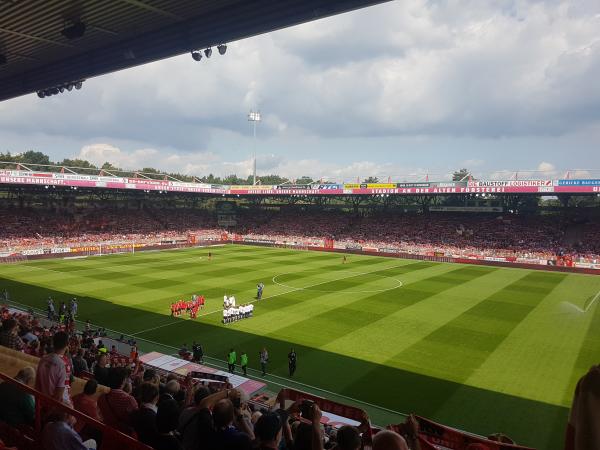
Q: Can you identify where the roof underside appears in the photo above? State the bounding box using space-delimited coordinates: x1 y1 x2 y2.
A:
0 0 390 102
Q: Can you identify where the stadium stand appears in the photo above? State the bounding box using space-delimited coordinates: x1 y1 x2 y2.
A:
1 206 599 266
0 304 553 450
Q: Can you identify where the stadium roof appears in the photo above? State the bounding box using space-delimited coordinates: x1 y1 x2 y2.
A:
0 0 390 102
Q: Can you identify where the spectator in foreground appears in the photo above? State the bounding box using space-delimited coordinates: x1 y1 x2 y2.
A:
42 413 96 450
254 411 283 450
72 379 102 443
0 318 25 351
154 398 183 450
130 382 159 447
0 367 35 426
72 379 102 422
212 398 253 450
178 385 213 450
97 367 138 435
565 364 600 450
36 331 72 406
72 348 89 377
92 354 109 387
372 430 408 450
333 425 362 450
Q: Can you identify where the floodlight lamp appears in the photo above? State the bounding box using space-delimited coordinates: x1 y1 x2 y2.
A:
66 83 73 91
204 47 212 58
74 81 83 90
248 111 261 122
37 91 45 98
217 44 227 55
191 50 202 61
61 21 86 40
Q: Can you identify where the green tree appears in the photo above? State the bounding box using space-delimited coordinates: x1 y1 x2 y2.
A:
17 150 51 167
452 168 470 181
363 176 379 183
60 158 97 169
257 174 289 185
296 176 314 185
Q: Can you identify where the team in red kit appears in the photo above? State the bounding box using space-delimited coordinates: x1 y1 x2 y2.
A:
170 294 205 319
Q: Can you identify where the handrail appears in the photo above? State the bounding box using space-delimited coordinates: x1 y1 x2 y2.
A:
0 371 152 450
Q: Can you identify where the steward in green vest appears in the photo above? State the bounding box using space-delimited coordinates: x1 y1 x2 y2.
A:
227 348 237 373
240 352 248 376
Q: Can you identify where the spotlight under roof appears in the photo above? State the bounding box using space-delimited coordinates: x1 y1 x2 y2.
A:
204 47 212 58
61 21 86 40
191 50 202 61
217 44 227 55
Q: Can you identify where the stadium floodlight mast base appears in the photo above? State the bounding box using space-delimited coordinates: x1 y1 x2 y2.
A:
248 110 261 185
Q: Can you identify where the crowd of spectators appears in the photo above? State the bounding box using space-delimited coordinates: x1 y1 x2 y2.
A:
2 303 599 450
0 306 425 450
238 210 600 261
2 206 599 261
0 207 217 251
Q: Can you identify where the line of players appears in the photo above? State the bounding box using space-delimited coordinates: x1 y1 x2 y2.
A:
223 295 254 324
170 294 205 319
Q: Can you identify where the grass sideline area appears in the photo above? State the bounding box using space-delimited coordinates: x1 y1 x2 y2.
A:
1 244 599 449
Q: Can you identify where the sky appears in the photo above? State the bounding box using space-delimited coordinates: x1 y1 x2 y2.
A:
1 0 599 182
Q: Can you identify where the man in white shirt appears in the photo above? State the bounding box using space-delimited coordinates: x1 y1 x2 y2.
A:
223 309 228 324
230 296 236 307
250 304 254 317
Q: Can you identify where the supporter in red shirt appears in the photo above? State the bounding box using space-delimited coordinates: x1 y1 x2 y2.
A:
97 367 138 435
73 379 101 420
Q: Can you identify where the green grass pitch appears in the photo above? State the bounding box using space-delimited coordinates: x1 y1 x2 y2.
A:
2 244 600 449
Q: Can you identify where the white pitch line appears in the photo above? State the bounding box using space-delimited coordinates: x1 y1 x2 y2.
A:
131 263 406 335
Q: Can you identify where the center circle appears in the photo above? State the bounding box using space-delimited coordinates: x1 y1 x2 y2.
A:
272 270 403 294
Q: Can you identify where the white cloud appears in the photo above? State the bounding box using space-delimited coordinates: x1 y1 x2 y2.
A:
537 161 556 174
1 0 600 176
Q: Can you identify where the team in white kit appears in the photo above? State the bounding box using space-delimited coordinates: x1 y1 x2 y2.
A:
222 295 254 324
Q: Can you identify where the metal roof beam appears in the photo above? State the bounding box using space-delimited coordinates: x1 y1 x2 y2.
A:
117 0 182 20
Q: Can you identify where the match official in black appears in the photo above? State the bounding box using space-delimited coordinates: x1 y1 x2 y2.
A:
288 348 297 377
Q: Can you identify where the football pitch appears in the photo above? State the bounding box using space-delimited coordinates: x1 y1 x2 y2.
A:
2 244 600 449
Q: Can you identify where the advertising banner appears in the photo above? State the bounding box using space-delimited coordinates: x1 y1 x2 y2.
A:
1 169 599 195
467 180 552 187
50 247 71 254
21 248 44 256
429 206 504 213
558 179 600 186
